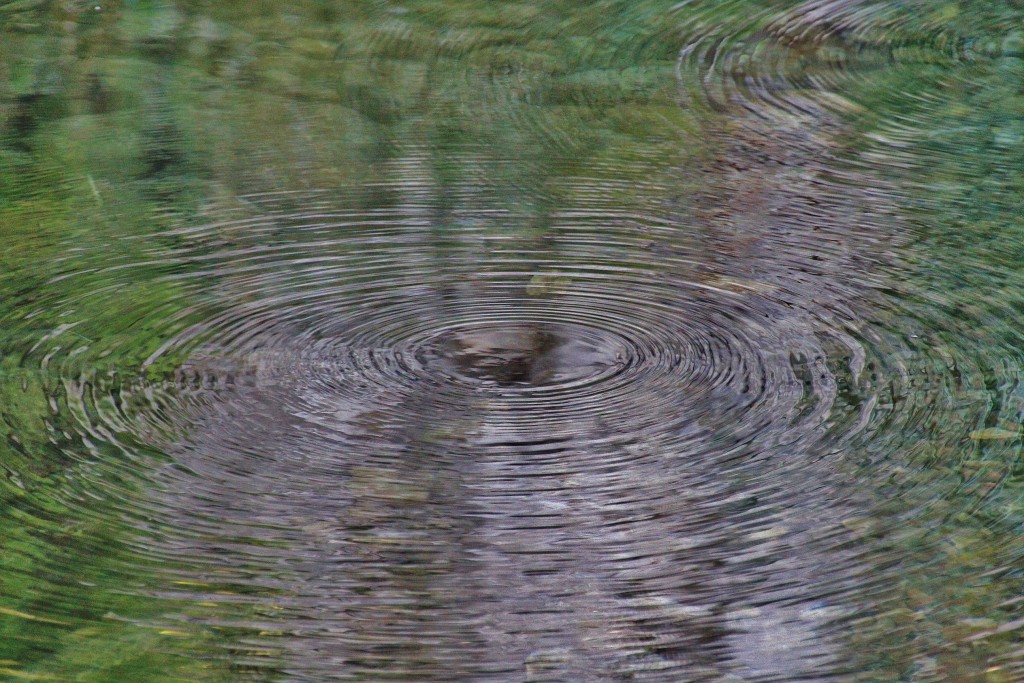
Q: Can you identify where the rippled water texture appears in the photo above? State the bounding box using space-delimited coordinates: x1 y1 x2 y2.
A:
3 0 1024 680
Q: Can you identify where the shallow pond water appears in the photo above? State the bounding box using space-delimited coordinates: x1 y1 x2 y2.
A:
2 1 1024 681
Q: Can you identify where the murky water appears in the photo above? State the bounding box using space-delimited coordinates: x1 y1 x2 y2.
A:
3 1 1024 681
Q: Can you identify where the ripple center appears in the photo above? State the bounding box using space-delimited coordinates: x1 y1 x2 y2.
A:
418 321 626 389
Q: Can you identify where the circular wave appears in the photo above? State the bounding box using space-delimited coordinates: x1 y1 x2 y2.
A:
53 137 889 678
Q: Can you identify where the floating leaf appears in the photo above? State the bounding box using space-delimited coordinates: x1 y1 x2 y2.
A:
969 428 1020 440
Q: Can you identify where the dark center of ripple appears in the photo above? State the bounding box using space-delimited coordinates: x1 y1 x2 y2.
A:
417 321 627 389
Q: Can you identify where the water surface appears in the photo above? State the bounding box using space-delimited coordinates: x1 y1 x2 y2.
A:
2 0 1024 681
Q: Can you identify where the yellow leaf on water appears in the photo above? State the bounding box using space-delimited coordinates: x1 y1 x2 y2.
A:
969 428 1020 440
0 606 68 626
158 629 190 637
